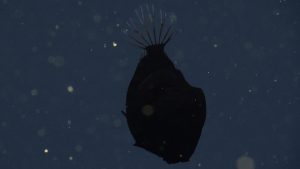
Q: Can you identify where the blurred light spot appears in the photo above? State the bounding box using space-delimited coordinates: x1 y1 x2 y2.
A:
112 41 118 47
44 148 49 154
1 121 7 127
67 119 72 128
142 105 154 116
236 155 255 169
37 128 46 137
31 89 39 96
75 145 83 152
213 44 218 48
2 149 7 154
105 26 113 34
48 56 64 67
55 24 60 30
77 1 82 5
32 46 38 53
68 156 73 160
93 14 102 23
67 86 74 93
169 13 177 23
18 94 28 103
47 41 53 47
244 42 253 50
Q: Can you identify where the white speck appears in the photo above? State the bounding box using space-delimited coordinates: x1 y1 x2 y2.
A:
112 41 118 47
67 85 74 93
248 89 252 93
273 79 278 82
103 43 107 48
197 163 202 167
44 148 49 154
213 44 218 48
275 12 280 16
68 156 73 160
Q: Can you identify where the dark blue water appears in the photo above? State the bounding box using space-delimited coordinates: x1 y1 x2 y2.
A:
0 0 299 169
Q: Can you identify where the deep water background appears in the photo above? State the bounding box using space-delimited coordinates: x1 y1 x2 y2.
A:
0 0 299 169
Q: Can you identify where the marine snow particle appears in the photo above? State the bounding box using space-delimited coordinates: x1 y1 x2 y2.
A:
43 148 49 154
67 86 74 93
93 14 102 23
54 24 60 30
48 56 64 67
37 128 46 137
112 41 118 47
31 89 38 96
236 155 255 169
75 145 83 152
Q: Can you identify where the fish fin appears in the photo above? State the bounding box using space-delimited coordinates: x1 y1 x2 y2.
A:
121 110 127 117
123 4 177 48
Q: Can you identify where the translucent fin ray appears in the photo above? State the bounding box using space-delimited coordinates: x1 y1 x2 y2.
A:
123 4 177 49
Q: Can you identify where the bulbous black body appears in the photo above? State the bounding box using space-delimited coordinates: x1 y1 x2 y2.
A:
123 5 206 164
124 45 206 163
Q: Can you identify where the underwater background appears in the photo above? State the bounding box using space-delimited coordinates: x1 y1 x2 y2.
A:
0 0 299 168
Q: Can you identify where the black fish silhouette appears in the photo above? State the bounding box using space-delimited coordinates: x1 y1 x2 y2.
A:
123 5 206 164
